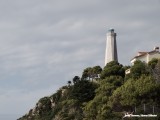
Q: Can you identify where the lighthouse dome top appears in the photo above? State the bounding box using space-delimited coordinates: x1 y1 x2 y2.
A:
108 28 114 32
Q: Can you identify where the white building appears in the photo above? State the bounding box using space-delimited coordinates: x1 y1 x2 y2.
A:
125 47 160 75
131 47 160 65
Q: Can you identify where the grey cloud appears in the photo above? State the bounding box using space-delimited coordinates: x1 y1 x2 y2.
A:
0 0 159 116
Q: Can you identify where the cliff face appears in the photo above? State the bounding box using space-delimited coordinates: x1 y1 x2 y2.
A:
18 92 59 120
18 80 97 120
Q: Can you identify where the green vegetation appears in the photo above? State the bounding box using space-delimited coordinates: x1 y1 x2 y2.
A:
18 59 160 120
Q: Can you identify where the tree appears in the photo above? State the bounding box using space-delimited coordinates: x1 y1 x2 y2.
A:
84 76 123 120
82 67 92 80
150 59 160 83
67 81 72 86
70 80 97 103
100 61 125 79
81 66 102 80
92 66 102 79
130 60 149 79
108 75 160 114
148 58 158 69
73 76 80 84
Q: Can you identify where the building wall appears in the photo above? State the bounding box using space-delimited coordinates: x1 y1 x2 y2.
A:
131 52 160 65
131 55 147 65
148 53 160 62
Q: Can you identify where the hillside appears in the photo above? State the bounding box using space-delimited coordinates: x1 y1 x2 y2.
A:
18 59 160 120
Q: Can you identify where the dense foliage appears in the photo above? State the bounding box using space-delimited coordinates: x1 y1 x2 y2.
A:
18 59 160 120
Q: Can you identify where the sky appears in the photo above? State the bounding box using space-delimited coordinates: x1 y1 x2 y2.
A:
0 0 159 119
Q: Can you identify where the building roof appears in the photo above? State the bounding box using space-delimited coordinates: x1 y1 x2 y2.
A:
131 47 160 61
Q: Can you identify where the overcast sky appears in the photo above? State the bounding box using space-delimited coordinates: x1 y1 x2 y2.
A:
0 0 159 119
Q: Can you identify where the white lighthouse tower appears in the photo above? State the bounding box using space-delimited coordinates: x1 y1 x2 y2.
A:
105 29 118 65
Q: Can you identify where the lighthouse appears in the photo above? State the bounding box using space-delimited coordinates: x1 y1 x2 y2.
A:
105 29 118 65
